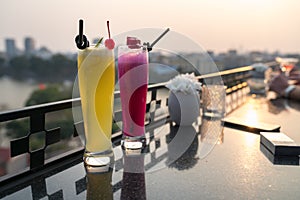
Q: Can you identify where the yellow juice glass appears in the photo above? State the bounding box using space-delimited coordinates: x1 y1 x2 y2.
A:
77 45 115 167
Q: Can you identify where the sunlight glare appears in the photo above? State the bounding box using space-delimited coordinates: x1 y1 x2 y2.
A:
244 109 258 127
244 133 257 147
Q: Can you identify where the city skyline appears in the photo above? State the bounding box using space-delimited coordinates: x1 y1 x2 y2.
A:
0 0 300 54
1 36 297 57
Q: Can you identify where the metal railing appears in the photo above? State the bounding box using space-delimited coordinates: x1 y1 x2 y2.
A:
0 65 256 185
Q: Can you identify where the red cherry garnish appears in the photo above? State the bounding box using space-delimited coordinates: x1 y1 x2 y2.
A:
105 38 115 50
105 21 115 50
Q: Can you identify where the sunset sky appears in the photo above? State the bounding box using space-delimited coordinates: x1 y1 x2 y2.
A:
0 0 299 54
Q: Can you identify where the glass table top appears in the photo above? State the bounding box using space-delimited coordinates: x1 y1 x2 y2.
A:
1 96 300 199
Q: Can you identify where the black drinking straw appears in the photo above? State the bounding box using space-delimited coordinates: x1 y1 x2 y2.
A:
144 28 170 52
75 19 89 49
78 19 83 45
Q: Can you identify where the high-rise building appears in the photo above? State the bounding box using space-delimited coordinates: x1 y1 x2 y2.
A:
5 39 18 58
24 37 35 56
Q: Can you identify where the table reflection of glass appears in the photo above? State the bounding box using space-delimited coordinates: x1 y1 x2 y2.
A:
201 116 224 144
82 97 225 198
121 153 146 200
85 167 113 200
4 89 300 199
167 125 199 170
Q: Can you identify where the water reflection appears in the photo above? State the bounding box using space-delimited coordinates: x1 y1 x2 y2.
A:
0 77 37 110
121 153 146 200
85 167 113 200
167 124 199 170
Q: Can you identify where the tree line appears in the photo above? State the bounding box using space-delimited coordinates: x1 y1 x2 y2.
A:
0 54 77 83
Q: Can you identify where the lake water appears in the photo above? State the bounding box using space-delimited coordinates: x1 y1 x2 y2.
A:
0 75 170 112
0 77 38 111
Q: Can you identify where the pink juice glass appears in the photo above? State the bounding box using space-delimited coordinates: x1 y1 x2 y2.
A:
118 37 148 146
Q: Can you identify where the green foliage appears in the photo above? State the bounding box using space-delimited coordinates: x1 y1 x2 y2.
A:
0 57 4 76
8 55 31 79
5 117 74 148
0 57 5 70
46 118 74 139
5 84 74 140
6 54 77 83
5 118 29 139
0 57 4 65
3 54 78 150
30 138 44 151
25 84 71 106
6 114 74 141
112 122 121 133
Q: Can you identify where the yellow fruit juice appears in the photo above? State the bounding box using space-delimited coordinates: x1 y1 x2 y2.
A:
77 46 115 154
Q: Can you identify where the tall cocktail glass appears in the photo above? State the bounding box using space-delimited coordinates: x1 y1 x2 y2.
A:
77 45 115 168
118 37 148 150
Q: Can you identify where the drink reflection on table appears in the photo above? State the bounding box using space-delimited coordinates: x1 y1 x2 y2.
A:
121 153 146 200
201 116 224 145
167 124 199 170
85 167 113 200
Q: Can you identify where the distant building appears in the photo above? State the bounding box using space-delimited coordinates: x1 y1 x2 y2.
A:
35 46 52 60
228 49 237 56
5 39 18 58
24 37 35 56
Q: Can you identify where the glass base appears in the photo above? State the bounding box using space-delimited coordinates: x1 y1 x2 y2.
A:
83 149 114 173
203 109 225 119
121 135 146 154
